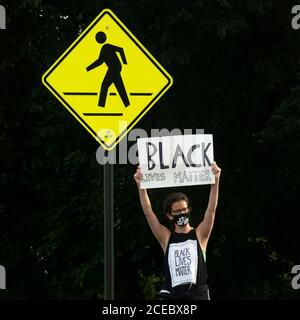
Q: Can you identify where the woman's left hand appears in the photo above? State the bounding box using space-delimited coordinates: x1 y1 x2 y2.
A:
211 161 221 181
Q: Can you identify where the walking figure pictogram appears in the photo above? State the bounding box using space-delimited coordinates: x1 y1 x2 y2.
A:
86 31 130 108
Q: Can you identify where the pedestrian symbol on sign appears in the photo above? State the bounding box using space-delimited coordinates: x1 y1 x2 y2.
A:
86 31 130 108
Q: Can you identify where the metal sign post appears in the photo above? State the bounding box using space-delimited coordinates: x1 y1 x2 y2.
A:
104 151 114 300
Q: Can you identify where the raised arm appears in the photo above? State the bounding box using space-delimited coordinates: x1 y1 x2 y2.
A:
134 166 170 252
196 161 221 251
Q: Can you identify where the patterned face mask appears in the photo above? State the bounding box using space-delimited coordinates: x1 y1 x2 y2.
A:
172 213 190 226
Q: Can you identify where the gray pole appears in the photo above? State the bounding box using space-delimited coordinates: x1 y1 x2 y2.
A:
103 151 114 299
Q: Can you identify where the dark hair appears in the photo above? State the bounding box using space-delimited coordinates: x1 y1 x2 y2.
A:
163 192 190 214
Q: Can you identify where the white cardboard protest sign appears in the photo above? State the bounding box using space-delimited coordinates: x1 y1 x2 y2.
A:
137 134 215 189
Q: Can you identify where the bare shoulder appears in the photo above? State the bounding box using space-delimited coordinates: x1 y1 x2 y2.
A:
145 212 171 253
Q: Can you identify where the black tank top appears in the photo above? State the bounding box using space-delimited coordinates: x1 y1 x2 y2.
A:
160 228 208 298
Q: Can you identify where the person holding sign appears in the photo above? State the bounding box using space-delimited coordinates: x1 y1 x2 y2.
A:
134 161 221 300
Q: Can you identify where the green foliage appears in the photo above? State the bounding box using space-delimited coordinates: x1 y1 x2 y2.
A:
138 270 164 300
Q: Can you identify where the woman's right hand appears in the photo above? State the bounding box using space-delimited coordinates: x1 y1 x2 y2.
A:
133 166 143 188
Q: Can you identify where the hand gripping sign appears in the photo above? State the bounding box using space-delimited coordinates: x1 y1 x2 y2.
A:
137 134 215 189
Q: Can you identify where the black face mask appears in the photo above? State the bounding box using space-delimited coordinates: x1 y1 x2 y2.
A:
172 213 190 227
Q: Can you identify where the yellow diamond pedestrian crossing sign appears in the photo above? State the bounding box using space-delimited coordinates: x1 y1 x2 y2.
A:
42 9 173 150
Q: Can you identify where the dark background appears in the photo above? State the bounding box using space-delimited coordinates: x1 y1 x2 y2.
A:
0 0 299 299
